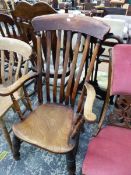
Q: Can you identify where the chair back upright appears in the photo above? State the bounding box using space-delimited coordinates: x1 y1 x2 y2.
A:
32 14 110 113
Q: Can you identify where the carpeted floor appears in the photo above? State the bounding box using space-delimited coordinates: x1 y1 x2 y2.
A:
0 69 113 175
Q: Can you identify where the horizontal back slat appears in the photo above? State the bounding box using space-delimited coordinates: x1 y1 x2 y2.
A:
32 14 110 40
0 37 32 60
12 1 57 20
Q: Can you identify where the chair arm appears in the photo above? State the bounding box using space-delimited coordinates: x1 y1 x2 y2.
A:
0 72 38 96
104 33 123 45
84 82 96 122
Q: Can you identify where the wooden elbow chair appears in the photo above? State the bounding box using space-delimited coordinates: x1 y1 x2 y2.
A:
82 44 131 175
8 1 57 65
0 37 37 152
0 14 37 95
8 1 57 45
10 14 110 175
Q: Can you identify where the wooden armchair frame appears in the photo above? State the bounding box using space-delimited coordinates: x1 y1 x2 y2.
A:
10 14 110 175
0 37 37 152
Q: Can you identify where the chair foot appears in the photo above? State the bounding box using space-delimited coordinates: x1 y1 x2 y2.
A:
66 150 76 175
12 134 21 160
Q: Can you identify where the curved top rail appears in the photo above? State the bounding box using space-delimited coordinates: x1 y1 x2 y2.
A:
32 14 110 40
0 37 32 59
12 1 57 20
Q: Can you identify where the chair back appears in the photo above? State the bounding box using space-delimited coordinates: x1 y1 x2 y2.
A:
0 37 32 86
32 14 110 113
111 44 131 96
9 1 57 21
0 13 27 41
8 1 57 52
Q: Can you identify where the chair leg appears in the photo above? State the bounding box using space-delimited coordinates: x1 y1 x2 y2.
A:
66 133 80 175
0 118 13 152
12 134 21 160
66 149 76 175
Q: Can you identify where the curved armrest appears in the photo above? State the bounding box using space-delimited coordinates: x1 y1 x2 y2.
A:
0 71 38 96
84 82 96 122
